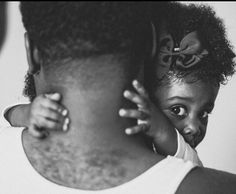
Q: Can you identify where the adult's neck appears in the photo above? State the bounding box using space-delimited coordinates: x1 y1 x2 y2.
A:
47 83 146 151
23 57 163 189
39 55 148 150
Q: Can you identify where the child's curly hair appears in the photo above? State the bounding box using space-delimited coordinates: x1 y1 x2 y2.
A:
146 2 236 92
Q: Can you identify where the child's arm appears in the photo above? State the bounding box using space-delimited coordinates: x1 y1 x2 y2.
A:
119 80 178 156
4 93 70 138
119 80 203 166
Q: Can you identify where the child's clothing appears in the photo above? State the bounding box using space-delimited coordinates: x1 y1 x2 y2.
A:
174 129 203 166
2 104 21 126
0 126 197 194
151 128 202 166
1 104 23 128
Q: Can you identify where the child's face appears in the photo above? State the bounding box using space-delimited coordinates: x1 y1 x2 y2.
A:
154 79 219 148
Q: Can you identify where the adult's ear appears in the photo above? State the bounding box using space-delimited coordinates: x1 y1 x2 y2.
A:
24 32 40 75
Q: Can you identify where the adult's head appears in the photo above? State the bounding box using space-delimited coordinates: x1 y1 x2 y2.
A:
21 2 153 102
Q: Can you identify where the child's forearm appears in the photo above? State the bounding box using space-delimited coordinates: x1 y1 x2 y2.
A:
151 107 178 156
4 104 30 127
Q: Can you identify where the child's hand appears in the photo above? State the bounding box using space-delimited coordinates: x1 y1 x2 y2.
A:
119 80 178 156
119 80 156 137
27 93 70 138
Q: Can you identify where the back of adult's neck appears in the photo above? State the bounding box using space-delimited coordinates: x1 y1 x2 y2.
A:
35 55 149 151
23 84 163 190
22 57 163 189
35 83 149 152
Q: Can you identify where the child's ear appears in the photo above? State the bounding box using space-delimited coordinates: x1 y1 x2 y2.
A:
24 32 41 75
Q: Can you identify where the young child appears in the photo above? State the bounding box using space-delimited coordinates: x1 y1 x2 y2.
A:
119 2 235 166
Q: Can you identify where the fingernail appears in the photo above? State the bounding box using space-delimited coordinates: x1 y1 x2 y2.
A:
62 124 68 132
62 109 68 116
65 117 70 124
125 128 132 135
63 118 70 131
119 109 126 116
63 123 68 132
133 80 138 86
123 90 130 97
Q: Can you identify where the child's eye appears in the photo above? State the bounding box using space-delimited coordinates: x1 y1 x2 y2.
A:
170 106 187 118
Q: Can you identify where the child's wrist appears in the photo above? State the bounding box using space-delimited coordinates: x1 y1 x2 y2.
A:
152 127 167 143
151 127 178 156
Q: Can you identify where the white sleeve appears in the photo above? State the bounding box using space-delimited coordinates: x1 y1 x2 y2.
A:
0 105 19 127
174 129 203 166
1 102 29 127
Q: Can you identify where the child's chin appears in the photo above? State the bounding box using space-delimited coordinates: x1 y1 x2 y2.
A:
189 141 196 148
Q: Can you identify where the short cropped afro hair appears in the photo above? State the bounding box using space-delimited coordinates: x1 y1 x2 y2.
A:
20 2 154 69
146 2 236 92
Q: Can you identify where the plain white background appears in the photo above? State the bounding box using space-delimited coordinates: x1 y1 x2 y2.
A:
0 2 236 174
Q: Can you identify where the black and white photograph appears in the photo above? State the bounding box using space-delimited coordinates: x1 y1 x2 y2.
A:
0 2 236 193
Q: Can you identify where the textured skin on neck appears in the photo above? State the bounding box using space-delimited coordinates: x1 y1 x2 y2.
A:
23 131 137 190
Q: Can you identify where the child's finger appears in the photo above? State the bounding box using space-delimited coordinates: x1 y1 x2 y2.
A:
35 115 70 132
137 119 149 125
125 124 150 135
62 118 70 132
37 107 66 122
132 80 149 98
123 90 148 108
45 93 61 101
41 98 68 115
119 108 150 120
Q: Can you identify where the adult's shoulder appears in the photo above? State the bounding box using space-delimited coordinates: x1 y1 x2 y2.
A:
176 166 236 194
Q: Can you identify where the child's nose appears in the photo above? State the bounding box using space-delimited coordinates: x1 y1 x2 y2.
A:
183 119 201 136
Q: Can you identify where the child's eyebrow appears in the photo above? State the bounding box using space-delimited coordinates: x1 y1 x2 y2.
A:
166 96 194 102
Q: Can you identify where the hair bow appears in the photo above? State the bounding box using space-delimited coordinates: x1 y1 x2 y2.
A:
156 31 208 79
